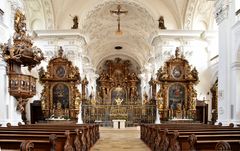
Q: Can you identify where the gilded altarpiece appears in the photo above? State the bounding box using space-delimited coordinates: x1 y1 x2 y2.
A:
155 48 199 121
39 47 81 119
82 58 156 125
98 58 139 104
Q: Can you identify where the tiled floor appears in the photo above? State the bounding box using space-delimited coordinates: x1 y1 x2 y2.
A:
91 127 151 151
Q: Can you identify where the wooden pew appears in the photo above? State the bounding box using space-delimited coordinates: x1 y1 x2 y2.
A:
20 140 34 151
0 131 67 150
141 124 240 151
0 123 100 150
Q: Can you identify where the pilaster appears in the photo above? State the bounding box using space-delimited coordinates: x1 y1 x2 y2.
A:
230 62 240 124
217 21 231 125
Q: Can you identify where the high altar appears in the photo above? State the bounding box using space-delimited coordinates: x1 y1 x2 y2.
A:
39 47 87 120
150 48 199 121
82 58 156 125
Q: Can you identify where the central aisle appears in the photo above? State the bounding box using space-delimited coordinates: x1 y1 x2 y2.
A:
91 127 151 151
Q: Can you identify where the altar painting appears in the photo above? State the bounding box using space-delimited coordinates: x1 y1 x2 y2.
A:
53 83 69 109
168 84 185 110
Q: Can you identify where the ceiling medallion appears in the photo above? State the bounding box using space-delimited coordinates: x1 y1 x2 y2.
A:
110 5 128 36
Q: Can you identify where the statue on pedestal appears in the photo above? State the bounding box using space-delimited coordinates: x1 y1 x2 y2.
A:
175 103 183 119
55 101 63 118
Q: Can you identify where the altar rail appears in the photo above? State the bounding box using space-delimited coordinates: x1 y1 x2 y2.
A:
82 104 156 126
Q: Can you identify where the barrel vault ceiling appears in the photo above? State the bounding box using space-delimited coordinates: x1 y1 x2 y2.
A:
23 0 215 72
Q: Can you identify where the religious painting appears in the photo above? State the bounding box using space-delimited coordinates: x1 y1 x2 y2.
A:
111 86 126 105
171 65 182 79
55 66 66 78
168 83 185 110
53 83 69 109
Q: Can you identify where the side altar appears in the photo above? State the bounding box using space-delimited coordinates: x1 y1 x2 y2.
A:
150 48 199 121
38 47 87 120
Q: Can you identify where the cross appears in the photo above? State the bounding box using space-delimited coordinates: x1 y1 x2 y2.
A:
110 5 128 33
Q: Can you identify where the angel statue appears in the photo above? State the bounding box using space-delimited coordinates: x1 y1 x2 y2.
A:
115 97 123 106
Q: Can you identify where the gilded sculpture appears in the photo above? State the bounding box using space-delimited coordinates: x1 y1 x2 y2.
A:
1 10 44 71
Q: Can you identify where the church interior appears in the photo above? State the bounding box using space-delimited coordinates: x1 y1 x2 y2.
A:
0 0 240 150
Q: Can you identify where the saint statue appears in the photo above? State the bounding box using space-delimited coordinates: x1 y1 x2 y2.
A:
55 101 63 117
158 16 166 29
71 16 78 29
175 103 183 119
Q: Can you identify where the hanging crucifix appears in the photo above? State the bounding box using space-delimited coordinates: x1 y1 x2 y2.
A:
110 5 128 35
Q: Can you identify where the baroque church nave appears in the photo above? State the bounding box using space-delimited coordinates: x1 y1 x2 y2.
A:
0 0 240 150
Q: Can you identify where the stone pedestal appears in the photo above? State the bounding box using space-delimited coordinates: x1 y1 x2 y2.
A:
112 120 126 129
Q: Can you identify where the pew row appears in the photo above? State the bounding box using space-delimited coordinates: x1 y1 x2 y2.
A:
141 124 240 151
0 124 99 151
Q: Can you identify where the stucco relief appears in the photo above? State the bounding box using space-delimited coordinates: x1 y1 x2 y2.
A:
82 0 156 39
22 0 54 30
8 0 23 10
42 0 54 29
194 0 214 30
23 0 44 30
214 0 229 25
184 0 197 29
